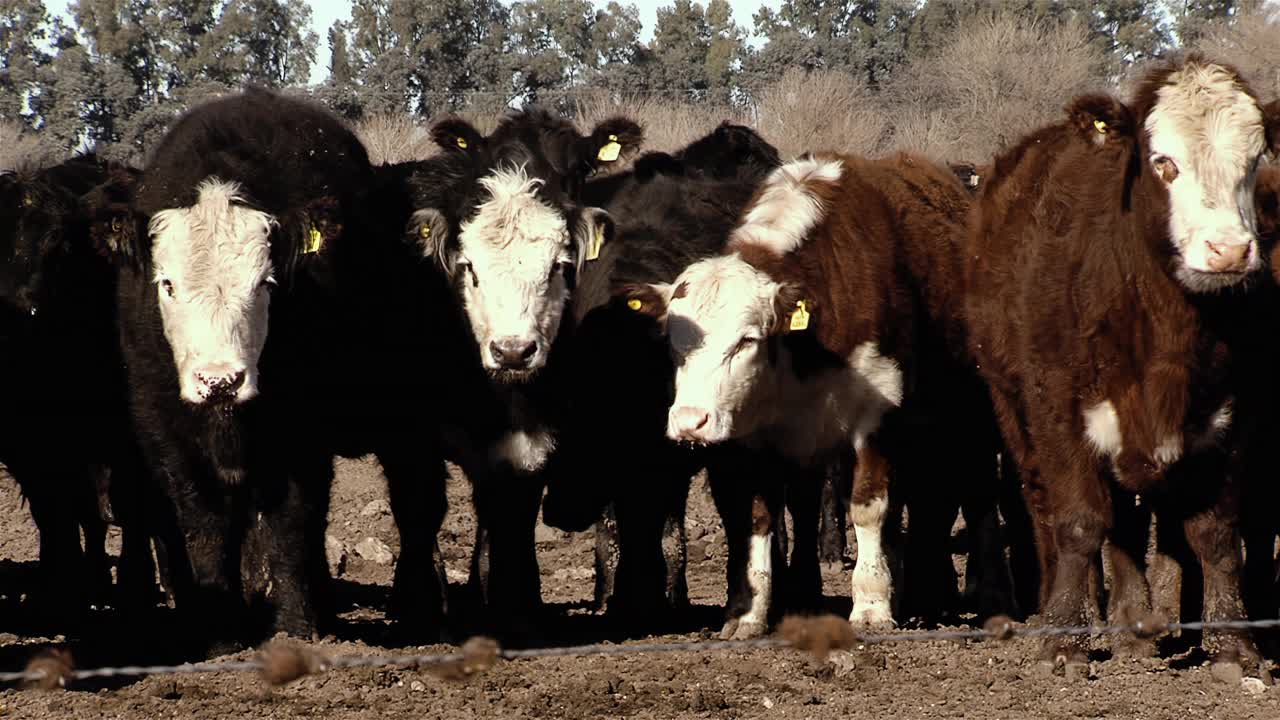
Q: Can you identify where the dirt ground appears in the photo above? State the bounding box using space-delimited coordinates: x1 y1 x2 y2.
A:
0 457 1277 719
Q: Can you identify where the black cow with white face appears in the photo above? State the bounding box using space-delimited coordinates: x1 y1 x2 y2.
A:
87 88 370 647
0 155 154 619
400 108 641 624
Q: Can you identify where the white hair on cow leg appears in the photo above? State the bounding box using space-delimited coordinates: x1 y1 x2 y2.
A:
454 164 577 375
150 178 277 406
730 156 843 256
1145 60 1267 292
731 531 773 639
849 495 893 629
489 429 557 474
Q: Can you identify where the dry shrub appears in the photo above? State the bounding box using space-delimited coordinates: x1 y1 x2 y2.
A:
354 114 436 165
1195 5 1280 102
0 121 65 172
880 12 1104 163
574 90 741 157
752 69 887 158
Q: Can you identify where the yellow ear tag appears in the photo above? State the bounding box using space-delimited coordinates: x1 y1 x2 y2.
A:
627 298 643 311
586 224 604 261
419 223 431 240
110 217 122 233
304 225 324 254
456 136 468 149
22 194 33 207
789 300 810 332
597 134 622 163
1093 119 1108 134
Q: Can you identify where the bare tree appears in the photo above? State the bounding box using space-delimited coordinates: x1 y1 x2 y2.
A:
0 120 64 171
751 69 888 158
1195 4 1280 102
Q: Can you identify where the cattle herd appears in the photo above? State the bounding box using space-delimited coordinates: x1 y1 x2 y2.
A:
1 53 1280 682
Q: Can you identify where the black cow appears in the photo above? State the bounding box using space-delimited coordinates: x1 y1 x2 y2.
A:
86 88 371 647
0 155 154 620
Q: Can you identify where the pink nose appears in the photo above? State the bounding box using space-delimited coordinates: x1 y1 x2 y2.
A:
670 406 710 440
194 364 247 402
1205 239 1251 272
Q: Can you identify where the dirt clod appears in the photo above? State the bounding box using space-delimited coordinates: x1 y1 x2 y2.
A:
779 614 857 662
23 649 73 691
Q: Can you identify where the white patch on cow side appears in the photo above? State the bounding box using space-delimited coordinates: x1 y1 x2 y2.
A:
489 429 557 474
1083 401 1123 457
1146 62 1266 291
737 532 773 634
849 496 893 628
455 166 576 376
730 157 843 256
150 178 276 405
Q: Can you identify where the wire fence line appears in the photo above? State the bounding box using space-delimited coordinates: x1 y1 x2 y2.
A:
2 613 1279 691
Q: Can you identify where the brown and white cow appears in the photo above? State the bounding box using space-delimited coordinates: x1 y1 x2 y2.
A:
621 150 1009 636
966 55 1280 676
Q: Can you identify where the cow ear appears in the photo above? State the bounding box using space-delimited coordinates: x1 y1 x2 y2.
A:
406 207 449 264
295 195 343 258
431 117 485 156
580 117 643 173
633 152 683 181
81 163 141 260
573 207 614 269
772 283 814 335
1066 93 1134 147
613 281 673 324
1263 100 1280 156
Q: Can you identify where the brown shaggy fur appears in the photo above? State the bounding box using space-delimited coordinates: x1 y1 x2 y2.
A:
965 55 1278 670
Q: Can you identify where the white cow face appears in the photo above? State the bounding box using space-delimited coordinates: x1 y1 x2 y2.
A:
633 254 786 445
449 166 610 381
1145 62 1268 292
149 179 277 406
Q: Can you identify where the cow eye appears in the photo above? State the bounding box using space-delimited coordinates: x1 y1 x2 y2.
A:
456 259 478 288
160 279 175 299
262 275 278 292
1152 155 1179 183
733 336 761 355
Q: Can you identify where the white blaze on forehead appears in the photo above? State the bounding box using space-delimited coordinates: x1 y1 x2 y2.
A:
1145 62 1266 289
730 156 842 256
666 253 783 442
456 165 574 366
150 179 276 404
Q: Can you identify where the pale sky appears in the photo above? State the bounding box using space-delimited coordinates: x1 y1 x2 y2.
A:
45 0 781 85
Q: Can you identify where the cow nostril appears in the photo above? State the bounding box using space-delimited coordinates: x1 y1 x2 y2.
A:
490 338 538 368
227 371 246 393
519 341 537 361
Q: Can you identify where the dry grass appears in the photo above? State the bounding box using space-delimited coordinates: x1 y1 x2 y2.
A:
750 69 888 158
355 111 503 166
1195 5 1280 103
574 91 742 157
0 121 65 172
879 12 1104 163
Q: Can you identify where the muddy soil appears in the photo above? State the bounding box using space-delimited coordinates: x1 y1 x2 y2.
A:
0 457 1276 719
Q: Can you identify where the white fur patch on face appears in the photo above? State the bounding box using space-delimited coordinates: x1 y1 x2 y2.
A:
1083 401 1123 458
150 178 276 405
489 429 557 474
456 166 574 375
1145 62 1266 291
849 495 893 628
664 253 782 444
730 157 842 256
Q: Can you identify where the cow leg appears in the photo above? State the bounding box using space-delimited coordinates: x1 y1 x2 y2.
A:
961 490 1021 622
849 438 894 629
22 469 90 619
1105 487 1155 657
609 479 674 625
469 471 544 628
784 461 823 613
1036 468 1109 668
380 446 449 637
708 452 783 640
819 451 851 570
902 488 958 624
255 464 329 640
166 488 242 649
593 503 620 612
1176 464 1263 676
661 480 691 612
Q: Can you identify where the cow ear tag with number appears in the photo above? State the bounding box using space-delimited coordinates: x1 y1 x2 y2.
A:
597 134 622 163
303 225 324 254
789 300 810 332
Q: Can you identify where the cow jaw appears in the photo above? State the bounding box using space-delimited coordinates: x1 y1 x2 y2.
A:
1146 62 1266 292
150 179 276 407
455 166 574 381
664 254 781 445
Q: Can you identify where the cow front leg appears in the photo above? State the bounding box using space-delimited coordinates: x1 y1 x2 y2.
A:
1105 486 1155 658
380 445 449 638
849 438 894 629
708 452 783 640
469 471 544 628
785 461 823 613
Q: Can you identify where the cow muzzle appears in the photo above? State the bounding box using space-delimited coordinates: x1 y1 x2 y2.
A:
1202 238 1252 273
668 405 717 445
488 336 542 372
191 363 249 404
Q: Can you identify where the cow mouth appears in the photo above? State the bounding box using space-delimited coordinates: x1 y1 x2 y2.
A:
489 367 540 384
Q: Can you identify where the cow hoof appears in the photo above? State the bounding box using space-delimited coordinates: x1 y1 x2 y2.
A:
848 603 894 631
718 618 740 640
728 619 769 641
1112 636 1157 660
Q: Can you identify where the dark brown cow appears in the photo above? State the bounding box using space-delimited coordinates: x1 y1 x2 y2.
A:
620 151 1012 635
966 55 1280 676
